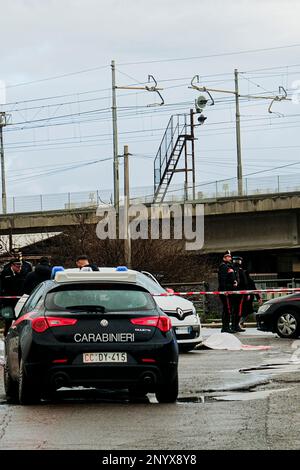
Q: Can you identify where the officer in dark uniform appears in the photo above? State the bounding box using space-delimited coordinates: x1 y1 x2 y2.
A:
2 250 32 278
218 250 238 333
232 256 247 332
233 256 262 328
0 259 25 336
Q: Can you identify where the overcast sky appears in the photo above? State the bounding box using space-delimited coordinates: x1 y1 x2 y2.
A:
1 0 300 207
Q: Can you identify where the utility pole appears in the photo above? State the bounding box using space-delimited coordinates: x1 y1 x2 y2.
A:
234 69 243 196
0 112 7 214
111 60 119 218
124 145 131 268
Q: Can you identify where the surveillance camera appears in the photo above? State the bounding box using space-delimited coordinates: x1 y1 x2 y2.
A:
198 114 207 125
195 95 208 113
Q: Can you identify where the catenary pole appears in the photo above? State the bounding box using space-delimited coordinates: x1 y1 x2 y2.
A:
234 69 243 196
124 145 131 268
111 60 119 217
0 112 7 214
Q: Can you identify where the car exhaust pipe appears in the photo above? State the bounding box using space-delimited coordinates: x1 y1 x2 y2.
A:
141 372 156 386
51 372 69 390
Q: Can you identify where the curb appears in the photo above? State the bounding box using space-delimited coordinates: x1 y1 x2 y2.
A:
202 322 256 328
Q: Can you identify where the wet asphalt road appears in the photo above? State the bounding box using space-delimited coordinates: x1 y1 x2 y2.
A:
0 329 299 450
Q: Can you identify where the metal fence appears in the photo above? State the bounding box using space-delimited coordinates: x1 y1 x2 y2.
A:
2 172 300 214
251 277 300 301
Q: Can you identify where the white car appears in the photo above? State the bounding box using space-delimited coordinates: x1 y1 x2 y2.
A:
14 267 202 352
137 271 202 352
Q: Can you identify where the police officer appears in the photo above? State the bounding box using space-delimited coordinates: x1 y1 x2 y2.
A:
232 256 247 332
0 259 25 336
75 255 99 271
218 250 238 333
233 256 262 328
23 257 52 295
1 252 32 277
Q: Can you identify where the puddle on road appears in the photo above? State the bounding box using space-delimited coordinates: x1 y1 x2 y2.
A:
177 396 217 404
178 387 291 404
211 388 290 402
240 362 300 375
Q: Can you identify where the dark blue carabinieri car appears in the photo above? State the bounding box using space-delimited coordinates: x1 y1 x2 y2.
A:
256 293 300 338
4 268 179 405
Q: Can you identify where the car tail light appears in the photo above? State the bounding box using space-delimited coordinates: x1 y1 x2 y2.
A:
31 316 77 333
157 316 172 332
141 358 156 363
130 316 172 333
52 359 68 364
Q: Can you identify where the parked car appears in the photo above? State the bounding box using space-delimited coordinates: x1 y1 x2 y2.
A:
4 267 179 404
137 270 202 352
13 268 202 352
256 293 300 338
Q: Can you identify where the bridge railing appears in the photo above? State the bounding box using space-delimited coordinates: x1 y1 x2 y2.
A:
132 172 300 203
5 190 113 214
2 172 300 214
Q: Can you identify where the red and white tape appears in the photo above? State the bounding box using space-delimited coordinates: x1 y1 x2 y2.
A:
0 296 22 299
152 288 300 297
0 287 299 300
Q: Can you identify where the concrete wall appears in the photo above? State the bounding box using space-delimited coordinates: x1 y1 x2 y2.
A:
1 193 300 254
203 211 299 252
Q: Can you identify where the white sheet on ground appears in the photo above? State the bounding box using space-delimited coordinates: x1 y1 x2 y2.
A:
202 333 242 350
202 333 272 351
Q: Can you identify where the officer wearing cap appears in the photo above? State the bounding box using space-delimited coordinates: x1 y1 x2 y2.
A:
218 250 238 333
0 258 25 336
11 250 32 277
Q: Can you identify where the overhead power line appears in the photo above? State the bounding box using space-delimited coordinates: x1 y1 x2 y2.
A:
117 43 300 66
8 157 112 184
7 152 152 183
3 65 109 89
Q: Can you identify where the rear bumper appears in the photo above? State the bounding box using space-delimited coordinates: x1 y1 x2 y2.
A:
25 362 178 392
23 334 178 392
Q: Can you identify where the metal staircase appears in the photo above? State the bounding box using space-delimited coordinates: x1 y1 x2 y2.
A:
153 112 195 203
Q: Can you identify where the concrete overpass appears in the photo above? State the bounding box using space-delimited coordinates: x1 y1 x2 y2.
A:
0 191 300 253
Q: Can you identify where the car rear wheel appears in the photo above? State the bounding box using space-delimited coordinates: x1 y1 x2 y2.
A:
155 373 178 403
18 359 41 405
4 364 19 404
275 310 300 338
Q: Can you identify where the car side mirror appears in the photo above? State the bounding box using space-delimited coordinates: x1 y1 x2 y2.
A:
166 288 175 294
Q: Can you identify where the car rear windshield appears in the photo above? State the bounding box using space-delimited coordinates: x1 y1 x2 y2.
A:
45 285 156 312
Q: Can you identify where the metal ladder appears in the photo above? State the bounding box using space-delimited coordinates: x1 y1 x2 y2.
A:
153 112 194 203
